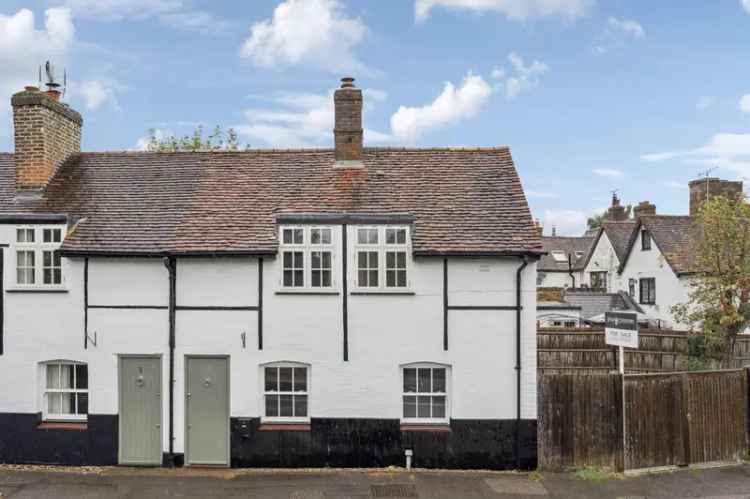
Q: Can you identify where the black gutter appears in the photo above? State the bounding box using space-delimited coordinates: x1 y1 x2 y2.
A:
567 254 576 288
515 256 529 470
0 213 68 224
163 257 177 467
342 224 349 361
60 249 278 258
443 259 448 351
0 249 3 355
276 213 415 225
413 250 544 258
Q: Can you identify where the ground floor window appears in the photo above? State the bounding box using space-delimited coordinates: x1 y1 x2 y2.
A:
402 365 449 423
43 361 88 421
263 364 309 422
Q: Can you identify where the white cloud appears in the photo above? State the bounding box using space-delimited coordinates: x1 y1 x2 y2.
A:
69 78 123 110
0 8 75 135
239 0 366 73
490 67 505 80
63 0 229 34
607 16 645 39
542 209 588 236
642 133 750 177
743 0 750 14
740 94 750 113
415 0 592 22
390 72 492 142
696 96 714 110
492 52 548 100
133 127 172 151
236 88 390 148
593 168 623 177
526 190 558 198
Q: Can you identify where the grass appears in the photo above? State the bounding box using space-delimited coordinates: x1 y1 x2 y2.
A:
573 467 619 481
528 470 544 482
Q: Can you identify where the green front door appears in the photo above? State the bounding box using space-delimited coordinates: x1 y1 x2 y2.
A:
185 356 229 466
119 356 162 466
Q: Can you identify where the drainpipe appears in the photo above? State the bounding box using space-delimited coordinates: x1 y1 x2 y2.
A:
163 256 176 467
515 256 529 469
567 254 576 289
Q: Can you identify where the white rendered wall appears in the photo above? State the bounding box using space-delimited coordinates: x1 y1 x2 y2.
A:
618 230 690 330
583 232 621 292
0 223 539 455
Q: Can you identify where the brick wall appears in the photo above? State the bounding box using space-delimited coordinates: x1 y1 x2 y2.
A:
689 177 743 216
12 90 82 190
333 86 363 161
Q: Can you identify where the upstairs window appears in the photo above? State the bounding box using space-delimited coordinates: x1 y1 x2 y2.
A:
641 230 651 251
15 226 64 287
639 278 656 305
355 226 410 290
628 278 636 298
402 364 449 424
590 271 607 290
43 361 88 421
279 226 335 290
263 363 309 422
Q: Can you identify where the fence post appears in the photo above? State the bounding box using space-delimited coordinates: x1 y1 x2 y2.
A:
618 373 626 472
680 372 691 466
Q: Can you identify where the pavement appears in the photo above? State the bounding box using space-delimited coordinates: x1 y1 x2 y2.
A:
1 463 750 499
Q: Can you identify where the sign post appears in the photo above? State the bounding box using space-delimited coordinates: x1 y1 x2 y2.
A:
605 311 639 374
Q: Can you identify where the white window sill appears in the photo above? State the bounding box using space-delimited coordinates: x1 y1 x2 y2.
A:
6 286 68 293
260 418 311 425
275 289 340 295
350 289 414 295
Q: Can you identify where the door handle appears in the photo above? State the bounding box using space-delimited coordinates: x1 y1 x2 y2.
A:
187 393 191 398
155 424 160 428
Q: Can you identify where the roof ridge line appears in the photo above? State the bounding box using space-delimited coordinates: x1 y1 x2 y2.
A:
73 146 512 155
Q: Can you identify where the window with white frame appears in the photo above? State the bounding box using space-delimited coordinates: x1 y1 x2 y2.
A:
402 365 448 423
263 364 309 421
43 361 88 421
15 226 64 287
355 226 410 290
279 227 335 290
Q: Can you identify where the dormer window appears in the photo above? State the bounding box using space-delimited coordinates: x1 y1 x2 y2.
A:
354 226 410 291
279 226 336 290
15 226 64 287
551 250 567 262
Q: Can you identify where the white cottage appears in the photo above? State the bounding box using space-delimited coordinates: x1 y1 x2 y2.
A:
0 78 542 469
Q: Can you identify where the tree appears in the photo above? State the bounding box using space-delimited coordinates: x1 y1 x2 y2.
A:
587 213 605 230
586 205 632 229
145 125 242 152
672 193 750 367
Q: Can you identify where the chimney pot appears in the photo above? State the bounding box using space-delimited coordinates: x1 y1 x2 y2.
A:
340 77 355 88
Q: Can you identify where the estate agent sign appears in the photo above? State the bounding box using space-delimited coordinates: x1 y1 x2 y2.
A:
605 311 639 374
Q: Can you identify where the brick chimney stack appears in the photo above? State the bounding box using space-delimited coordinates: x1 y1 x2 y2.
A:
603 192 629 221
12 86 82 191
633 200 656 218
689 177 744 216
333 77 363 163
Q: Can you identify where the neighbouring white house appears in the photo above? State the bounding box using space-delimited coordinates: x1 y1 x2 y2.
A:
537 233 594 289
0 76 542 469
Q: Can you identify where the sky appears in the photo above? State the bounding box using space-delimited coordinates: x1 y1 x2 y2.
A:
1 0 749 236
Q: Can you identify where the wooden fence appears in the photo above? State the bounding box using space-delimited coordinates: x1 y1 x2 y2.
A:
538 328 750 374
538 369 749 471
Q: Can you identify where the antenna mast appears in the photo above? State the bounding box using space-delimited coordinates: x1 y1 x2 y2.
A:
697 166 718 203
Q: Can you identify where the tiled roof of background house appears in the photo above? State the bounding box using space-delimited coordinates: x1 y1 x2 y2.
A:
601 220 638 262
564 290 642 319
539 236 595 271
619 215 696 275
0 148 543 256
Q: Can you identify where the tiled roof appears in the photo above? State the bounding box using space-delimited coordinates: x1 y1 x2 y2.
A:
620 215 696 275
0 148 543 256
539 236 595 271
601 220 638 262
564 290 639 319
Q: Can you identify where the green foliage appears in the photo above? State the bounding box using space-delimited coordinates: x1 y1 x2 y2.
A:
587 205 633 230
671 193 750 366
573 467 619 481
145 125 242 152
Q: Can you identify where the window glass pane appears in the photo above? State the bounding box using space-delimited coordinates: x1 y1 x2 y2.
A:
283 270 293 287
369 251 378 267
322 270 331 287
397 229 406 244
396 252 406 268
47 364 60 389
266 395 279 417
368 229 378 244
386 252 395 268
386 229 396 244
44 252 52 266
311 229 321 244
293 367 307 392
403 396 416 418
283 229 293 244
279 395 293 416
311 271 321 287
417 396 431 418
386 270 395 287
61 392 75 414
321 229 331 244
404 368 416 392
43 269 52 285
397 270 407 287
48 393 62 414
75 365 88 389
358 251 367 268
54 269 62 284
279 367 293 392
322 252 331 268
311 252 320 268
293 252 303 268
43 229 52 243
433 369 446 393
265 367 278 392
60 364 74 389
418 369 431 392
432 396 446 418
77 393 89 415
369 271 378 287
294 395 308 417
294 270 303 287
283 252 292 267
17 228 34 243
358 270 368 287
293 229 303 244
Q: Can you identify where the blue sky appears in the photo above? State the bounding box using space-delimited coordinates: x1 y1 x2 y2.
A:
1 0 749 235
